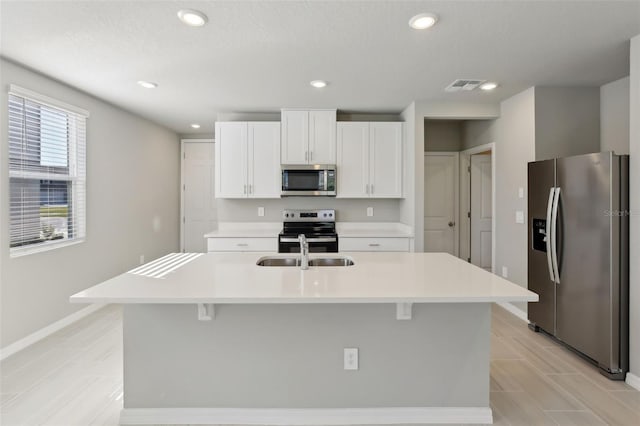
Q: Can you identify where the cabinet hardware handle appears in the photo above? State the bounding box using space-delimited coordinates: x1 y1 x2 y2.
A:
448 221 455 227
244 184 247 194
305 151 308 162
249 184 252 194
369 243 381 247
237 243 249 247
310 151 313 161
365 184 369 194
371 184 374 194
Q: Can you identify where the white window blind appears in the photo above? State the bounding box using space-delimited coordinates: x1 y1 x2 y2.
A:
8 88 87 255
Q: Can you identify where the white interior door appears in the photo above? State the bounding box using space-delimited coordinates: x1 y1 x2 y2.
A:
182 141 217 253
424 153 458 255
470 154 492 270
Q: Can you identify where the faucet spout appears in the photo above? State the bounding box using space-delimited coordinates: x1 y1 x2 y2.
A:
298 234 309 270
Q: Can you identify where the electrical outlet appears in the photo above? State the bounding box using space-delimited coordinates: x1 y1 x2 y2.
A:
139 255 145 265
502 266 508 278
515 210 525 224
367 207 374 217
258 207 265 217
344 348 358 370
518 187 524 199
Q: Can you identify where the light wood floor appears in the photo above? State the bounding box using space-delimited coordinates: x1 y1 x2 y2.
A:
1 304 639 426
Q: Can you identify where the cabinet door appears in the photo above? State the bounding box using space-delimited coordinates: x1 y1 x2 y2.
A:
248 122 281 198
281 110 308 164
370 122 402 198
215 122 247 198
336 122 369 198
309 110 336 164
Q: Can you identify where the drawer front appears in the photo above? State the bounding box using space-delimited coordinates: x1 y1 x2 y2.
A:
340 237 410 252
207 238 277 252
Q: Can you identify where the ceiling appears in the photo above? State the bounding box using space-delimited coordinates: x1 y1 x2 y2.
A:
1 1 639 134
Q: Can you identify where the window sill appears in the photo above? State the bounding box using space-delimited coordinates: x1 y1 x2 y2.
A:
10 238 85 258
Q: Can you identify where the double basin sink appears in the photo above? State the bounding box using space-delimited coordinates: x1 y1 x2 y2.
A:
256 256 354 267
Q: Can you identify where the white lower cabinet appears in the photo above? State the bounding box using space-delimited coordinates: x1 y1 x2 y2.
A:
207 237 277 252
340 237 410 252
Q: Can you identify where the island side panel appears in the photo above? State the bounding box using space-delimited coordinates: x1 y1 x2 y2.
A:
123 303 490 409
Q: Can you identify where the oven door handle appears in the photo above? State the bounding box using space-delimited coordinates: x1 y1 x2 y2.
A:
279 237 337 243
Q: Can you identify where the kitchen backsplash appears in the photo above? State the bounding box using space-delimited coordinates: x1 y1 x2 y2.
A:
215 198 401 222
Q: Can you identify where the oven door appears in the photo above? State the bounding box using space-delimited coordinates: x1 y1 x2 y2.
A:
278 235 338 253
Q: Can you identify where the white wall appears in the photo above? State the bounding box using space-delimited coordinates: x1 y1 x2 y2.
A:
424 119 462 152
601 77 630 155
399 102 417 243
0 59 180 349
534 87 600 161
411 102 500 251
493 89 536 311
628 34 640 384
462 120 497 151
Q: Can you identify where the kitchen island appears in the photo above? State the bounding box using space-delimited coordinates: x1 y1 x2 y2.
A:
71 252 537 425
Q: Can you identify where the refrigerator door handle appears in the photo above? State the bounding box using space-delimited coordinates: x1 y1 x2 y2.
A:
551 187 561 284
546 187 556 282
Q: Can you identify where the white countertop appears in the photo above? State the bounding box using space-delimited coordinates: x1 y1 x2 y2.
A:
336 222 413 238
70 252 538 304
204 222 281 238
204 222 413 238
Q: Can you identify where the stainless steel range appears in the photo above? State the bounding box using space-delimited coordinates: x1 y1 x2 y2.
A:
278 209 338 253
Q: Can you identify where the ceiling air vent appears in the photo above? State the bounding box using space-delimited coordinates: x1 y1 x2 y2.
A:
445 79 486 92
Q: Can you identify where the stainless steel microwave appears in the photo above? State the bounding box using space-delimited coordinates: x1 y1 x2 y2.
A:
281 165 336 197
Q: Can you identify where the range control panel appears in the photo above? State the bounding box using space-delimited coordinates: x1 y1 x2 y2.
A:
283 209 335 222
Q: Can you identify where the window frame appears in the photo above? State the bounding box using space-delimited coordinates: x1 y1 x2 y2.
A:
8 85 89 257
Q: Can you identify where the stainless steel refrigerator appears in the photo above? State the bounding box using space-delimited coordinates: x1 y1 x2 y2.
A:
527 152 629 379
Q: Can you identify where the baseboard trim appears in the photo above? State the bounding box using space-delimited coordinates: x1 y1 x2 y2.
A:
626 372 640 391
496 301 528 322
119 407 493 425
0 303 105 361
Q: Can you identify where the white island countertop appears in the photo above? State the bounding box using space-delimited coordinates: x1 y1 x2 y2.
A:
70 252 538 304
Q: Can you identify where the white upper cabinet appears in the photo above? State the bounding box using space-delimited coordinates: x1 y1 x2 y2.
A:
248 122 281 198
336 121 402 198
215 122 247 198
281 109 336 164
215 121 280 199
369 122 402 197
336 122 370 198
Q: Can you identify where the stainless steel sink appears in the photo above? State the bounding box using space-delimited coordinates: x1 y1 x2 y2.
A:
308 257 354 267
256 256 354 267
256 257 300 267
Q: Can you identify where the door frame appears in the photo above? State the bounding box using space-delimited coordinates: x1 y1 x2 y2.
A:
424 152 460 256
180 138 215 252
459 142 496 273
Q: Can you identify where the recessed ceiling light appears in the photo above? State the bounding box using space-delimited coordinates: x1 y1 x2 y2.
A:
310 80 328 88
177 9 208 27
137 80 158 89
190 123 201 129
409 13 438 30
480 82 498 91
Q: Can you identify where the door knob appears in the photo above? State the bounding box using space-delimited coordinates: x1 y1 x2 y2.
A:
448 221 455 227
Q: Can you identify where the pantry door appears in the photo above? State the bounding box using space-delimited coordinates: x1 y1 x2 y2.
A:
424 153 458 255
181 139 217 252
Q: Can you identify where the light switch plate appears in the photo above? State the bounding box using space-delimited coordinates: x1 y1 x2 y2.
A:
367 207 374 217
502 266 508 278
515 210 525 224
518 187 524 199
344 348 358 370
258 207 265 217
